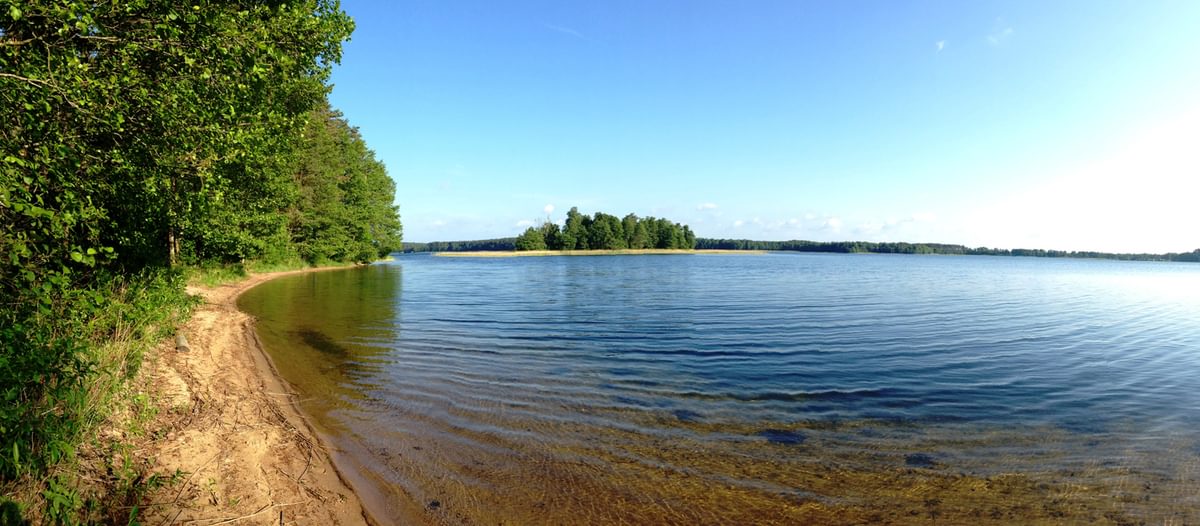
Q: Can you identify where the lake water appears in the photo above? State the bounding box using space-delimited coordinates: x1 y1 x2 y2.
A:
238 253 1200 524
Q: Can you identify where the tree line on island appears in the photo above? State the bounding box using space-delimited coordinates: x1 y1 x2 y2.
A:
1 2 399 517
406 234 1199 263
513 207 697 251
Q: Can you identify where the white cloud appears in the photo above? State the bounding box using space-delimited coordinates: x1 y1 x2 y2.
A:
823 217 843 231
936 40 946 52
988 21 1014 46
850 212 938 237
697 202 719 211
543 23 586 40
516 219 535 228
733 219 745 228
543 204 555 215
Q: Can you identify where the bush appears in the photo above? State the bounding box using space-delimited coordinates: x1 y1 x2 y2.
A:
0 270 193 481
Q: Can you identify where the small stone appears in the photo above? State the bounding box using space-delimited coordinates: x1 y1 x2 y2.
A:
757 429 806 445
905 453 936 468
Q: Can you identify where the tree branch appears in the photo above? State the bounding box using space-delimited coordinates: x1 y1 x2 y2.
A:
0 72 86 113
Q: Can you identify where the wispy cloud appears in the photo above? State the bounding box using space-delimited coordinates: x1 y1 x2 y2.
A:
936 40 946 52
543 204 555 215
988 19 1014 46
733 219 745 228
853 212 938 236
697 202 719 211
543 23 586 40
516 219 535 228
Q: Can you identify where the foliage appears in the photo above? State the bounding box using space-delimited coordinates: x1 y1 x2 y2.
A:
408 233 1199 263
515 227 548 251
404 238 519 252
517 207 696 251
695 239 1200 261
0 0 401 521
0 269 192 481
404 209 699 253
288 103 402 263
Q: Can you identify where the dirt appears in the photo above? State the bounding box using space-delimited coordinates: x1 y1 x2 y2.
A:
134 268 374 525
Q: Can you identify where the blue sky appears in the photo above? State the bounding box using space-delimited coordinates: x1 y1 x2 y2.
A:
328 1 1200 253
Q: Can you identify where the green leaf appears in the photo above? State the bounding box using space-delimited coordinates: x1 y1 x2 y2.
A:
71 252 83 263
9 6 21 20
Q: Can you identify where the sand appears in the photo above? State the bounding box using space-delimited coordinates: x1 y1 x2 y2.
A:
135 268 374 525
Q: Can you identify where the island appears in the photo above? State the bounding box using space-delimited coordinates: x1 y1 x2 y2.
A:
514 207 696 251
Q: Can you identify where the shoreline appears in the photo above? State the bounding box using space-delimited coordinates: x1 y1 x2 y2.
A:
434 248 766 257
136 265 378 525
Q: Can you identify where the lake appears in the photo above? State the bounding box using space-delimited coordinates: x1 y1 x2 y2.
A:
238 253 1200 525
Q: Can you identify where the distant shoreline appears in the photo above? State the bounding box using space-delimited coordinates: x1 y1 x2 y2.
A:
406 239 1199 263
435 249 765 257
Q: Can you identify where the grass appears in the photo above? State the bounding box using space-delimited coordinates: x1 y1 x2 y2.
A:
435 249 767 257
2 256 386 524
184 256 367 287
0 270 197 525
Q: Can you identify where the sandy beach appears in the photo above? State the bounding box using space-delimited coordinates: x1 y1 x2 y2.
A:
132 267 374 525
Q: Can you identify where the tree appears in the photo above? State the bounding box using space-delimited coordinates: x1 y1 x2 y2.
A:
563 207 588 249
0 0 368 494
288 103 401 263
622 214 639 248
515 227 547 251
508 208 695 251
631 221 651 249
588 217 617 250
590 212 626 249
540 221 562 250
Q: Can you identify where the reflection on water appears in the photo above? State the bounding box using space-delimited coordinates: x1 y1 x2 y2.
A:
238 255 1200 524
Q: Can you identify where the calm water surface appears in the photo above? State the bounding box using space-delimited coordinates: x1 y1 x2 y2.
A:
238 253 1200 524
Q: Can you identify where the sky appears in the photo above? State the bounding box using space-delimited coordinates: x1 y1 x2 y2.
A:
327 1 1200 253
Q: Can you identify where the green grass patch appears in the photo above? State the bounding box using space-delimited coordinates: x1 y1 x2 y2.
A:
185 256 367 287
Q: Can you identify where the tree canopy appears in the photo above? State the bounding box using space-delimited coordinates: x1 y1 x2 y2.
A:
0 0 401 501
515 208 695 251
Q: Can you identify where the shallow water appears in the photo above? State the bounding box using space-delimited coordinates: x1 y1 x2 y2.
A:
238 253 1200 524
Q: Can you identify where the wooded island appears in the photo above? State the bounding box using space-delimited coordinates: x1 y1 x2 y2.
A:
514 207 696 251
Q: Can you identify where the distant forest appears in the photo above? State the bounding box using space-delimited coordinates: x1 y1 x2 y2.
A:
514 207 696 251
404 236 1199 263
